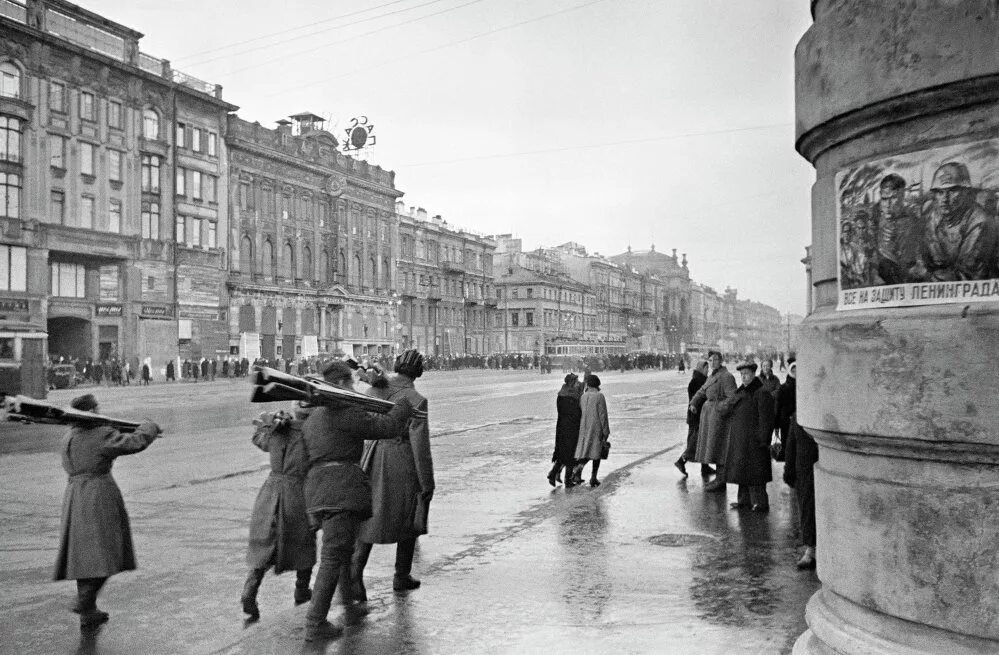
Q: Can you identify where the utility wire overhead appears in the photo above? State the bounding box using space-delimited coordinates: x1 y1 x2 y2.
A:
175 0 416 62
262 0 610 98
216 0 490 76
181 0 458 67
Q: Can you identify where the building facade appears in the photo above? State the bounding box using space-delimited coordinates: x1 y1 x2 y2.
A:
0 0 234 376
226 113 401 362
397 205 496 355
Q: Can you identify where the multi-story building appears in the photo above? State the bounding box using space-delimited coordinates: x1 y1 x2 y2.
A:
226 113 401 361
608 246 693 352
1 0 235 374
397 205 496 355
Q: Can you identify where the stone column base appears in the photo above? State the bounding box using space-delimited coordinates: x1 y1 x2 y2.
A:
793 589 999 655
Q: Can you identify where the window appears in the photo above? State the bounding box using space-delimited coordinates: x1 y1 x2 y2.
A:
175 168 185 196
204 175 216 202
49 81 65 112
0 173 19 218
0 62 20 99
108 150 122 182
303 245 312 279
108 100 122 129
80 142 94 176
239 182 250 210
175 216 184 243
50 190 64 223
80 195 94 229
50 262 86 298
208 132 217 157
141 201 159 239
191 170 201 199
527 288 533 298
80 91 95 121
148 276 155 290
262 240 273 278
109 200 121 233
189 217 201 247
141 155 160 193
207 221 217 249
240 236 253 273
49 134 65 168
511 312 519 327
0 116 20 163
176 123 186 148
192 127 202 153
142 109 159 139
280 243 293 278
0 245 27 292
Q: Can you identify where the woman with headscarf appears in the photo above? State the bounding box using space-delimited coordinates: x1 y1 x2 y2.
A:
549 373 583 487
572 375 611 487
53 394 161 630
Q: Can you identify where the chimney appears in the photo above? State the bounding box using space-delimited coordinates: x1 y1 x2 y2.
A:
417 207 428 221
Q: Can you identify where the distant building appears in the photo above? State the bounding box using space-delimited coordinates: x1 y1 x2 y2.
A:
226 113 401 361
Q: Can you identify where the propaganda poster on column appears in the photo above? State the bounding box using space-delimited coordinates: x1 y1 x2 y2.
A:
836 137 999 310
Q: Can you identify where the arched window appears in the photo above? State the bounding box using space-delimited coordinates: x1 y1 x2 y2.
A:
0 62 21 99
239 236 253 274
280 242 294 279
321 249 331 283
302 245 312 280
369 258 377 289
262 239 273 280
338 250 346 281
352 254 361 287
142 109 159 140
383 258 390 289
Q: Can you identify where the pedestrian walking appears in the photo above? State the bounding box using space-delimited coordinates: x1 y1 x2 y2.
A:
352 350 435 602
240 407 316 622
301 361 412 642
722 362 776 512
689 351 737 492
549 373 583 487
675 360 711 477
53 394 162 630
572 374 610 487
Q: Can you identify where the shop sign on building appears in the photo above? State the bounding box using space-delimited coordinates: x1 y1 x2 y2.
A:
96 304 123 317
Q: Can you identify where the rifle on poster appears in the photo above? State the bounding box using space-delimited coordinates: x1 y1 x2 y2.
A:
250 365 428 418
3 395 143 432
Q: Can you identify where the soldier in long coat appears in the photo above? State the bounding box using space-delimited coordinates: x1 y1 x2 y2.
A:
240 407 316 621
689 351 737 491
550 373 583 487
722 362 776 511
351 349 435 601
53 394 161 629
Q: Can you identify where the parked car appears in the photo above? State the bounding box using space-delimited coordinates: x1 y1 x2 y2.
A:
47 364 79 390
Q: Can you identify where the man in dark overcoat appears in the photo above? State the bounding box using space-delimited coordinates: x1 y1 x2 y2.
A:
722 362 776 511
54 394 161 629
301 361 412 642
352 349 435 600
675 360 709 477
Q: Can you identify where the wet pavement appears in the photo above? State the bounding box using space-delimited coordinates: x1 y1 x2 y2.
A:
0 369 819 654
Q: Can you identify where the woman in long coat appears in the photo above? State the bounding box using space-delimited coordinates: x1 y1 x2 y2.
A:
240 407 316 621
352 350 435 601
573 375 610 487
721 363 776 511
549 373 583 487
53 394 161 629
690 351 737 491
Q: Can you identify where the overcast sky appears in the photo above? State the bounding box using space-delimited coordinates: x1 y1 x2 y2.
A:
84 0 815 315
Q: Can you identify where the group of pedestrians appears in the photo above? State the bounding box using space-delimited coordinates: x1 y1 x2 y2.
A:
547 372 611 488
50 350 435 645
674 352 817 569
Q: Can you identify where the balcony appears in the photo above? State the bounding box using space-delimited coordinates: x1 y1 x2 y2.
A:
426 285 442 301
441 261 464 274
483 296 499 307
463 297 478 306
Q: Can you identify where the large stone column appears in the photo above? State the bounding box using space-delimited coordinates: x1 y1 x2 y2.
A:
794 2 999 653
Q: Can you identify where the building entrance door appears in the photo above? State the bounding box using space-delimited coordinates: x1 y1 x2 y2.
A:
98 325 118 360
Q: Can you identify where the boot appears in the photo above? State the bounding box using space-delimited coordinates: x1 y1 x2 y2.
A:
797 546 816 570
241 568 265 621
674 456 688 477
547 462 561 487
393 537 421 591
76 578 109 629
304 619 343 642
294 568 312 605
350 542 372 603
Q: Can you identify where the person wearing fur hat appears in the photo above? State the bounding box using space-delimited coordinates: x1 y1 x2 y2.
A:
239 405 316 622
351 349 435 602
53 394 161 630
301 359 413 642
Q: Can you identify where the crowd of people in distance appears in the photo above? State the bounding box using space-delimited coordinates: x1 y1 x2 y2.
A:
675 352 816 570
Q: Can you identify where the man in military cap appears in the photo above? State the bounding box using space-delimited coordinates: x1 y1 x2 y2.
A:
913 161 998 281
873 173 922 285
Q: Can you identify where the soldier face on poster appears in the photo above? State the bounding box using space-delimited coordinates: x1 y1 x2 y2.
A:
836 138 999 310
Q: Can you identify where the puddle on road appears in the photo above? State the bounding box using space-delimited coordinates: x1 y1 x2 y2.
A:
647 533 719 547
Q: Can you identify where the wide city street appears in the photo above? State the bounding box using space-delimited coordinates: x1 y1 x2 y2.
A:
0 369 818 654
